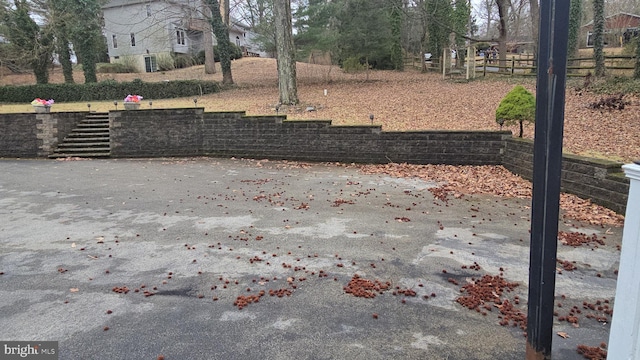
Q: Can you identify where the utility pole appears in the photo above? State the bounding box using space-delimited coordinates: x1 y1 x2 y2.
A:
526 0 571 359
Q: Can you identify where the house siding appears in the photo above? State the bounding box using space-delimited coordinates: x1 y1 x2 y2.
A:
102 0 269 69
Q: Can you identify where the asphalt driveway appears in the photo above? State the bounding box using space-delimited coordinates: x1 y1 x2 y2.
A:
0 158 621 359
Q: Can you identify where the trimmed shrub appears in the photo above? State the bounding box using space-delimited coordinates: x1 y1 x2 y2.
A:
0 79 221 103
495 85 536 137
213 43 243 62
173 54 194 69
156 54 176 71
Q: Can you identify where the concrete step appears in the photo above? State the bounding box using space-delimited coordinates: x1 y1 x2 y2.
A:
49 152 111 159
61 136 110 142
58 142 110 148
72 127 109 132
54 147 110 153
50 114 111 159
83 119 109 124
77 120 109 128
65 138 110 143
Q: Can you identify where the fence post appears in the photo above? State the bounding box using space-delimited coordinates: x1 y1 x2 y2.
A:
511 58 515 75
483 56 487 77
607 162 640 359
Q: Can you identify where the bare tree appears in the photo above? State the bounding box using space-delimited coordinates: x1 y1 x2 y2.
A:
475 0 498 37
529 0 538 57
273 0 298 105
232 0 269 28
496 0 509 70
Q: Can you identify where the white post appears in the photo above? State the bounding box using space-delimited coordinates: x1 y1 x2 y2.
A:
442 48 447 80
608 162 640 359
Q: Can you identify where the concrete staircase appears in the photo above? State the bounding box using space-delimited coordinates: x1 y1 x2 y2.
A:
49 113 111 158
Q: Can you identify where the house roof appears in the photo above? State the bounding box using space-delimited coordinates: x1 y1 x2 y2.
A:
582 12 640 27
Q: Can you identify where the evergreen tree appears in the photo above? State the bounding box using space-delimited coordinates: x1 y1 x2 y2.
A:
451 0 469 68
389 0 404 70
68 0 102 83
593 0 605 77
294 0 338 62
2 0 53 84
425 0 451 68
334 0 395 70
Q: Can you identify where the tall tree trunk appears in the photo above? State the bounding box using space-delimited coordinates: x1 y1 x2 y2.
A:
273 0 299 105
57 38 74 83
199 4 216 74
207 0 234 84
483 0 493 36
634 33 640 79
221 0 230 25
69 0 101 83
593 0 605 77
496 0 509 71
529 0 539 58
567 0 582 72
204 31 216 74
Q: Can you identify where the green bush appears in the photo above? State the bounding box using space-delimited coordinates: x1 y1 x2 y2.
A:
495 85 536 137
0 79 221 103
341 57 368 73
591 76 640 95
173 54 194 69
156 54 176 71
117 55 140 73
97 63 137 74
213 43 243 62
194 50 206 65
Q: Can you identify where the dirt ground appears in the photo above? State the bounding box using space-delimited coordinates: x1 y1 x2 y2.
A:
1 57 638 163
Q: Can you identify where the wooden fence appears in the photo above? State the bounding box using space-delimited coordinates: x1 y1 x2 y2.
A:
404 53 638 78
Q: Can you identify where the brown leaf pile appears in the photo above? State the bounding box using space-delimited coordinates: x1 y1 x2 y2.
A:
357 163 623 226
576 344 607 360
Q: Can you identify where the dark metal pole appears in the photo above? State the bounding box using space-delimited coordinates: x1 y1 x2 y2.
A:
526 0 570 359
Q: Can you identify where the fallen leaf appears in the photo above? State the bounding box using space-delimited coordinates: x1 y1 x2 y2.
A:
557 332 570 339
70 288 79 292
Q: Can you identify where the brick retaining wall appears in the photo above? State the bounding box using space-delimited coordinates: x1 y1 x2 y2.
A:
110 109 509 165
503 137 629 214
0 109 630 213
0 112 84 158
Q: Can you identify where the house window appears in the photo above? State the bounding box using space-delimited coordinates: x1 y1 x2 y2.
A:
144 55 157 73
112 34 118 49
130 33 136 47
146 4 151 17
176 29 185 45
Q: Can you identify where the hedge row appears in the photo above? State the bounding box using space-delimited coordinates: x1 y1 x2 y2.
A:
0 79 221 103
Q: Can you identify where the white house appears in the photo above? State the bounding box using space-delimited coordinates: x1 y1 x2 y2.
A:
102 0 266 73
